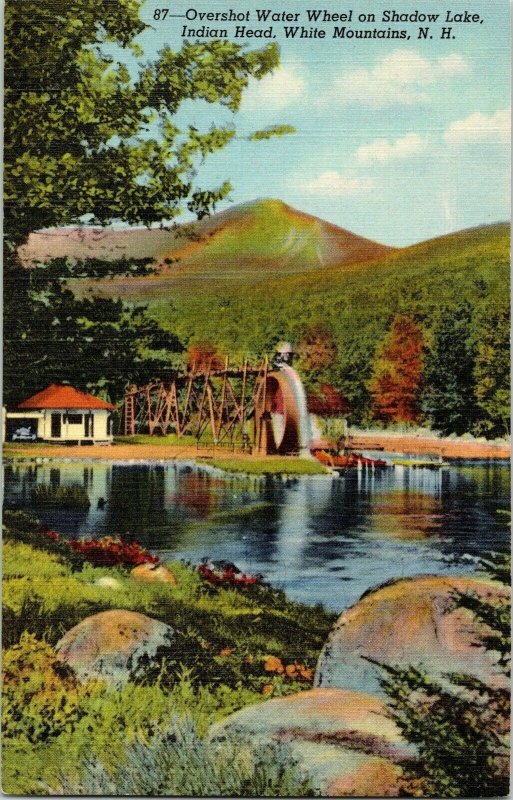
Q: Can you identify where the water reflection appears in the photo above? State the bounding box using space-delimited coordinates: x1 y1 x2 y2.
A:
3 459 510 611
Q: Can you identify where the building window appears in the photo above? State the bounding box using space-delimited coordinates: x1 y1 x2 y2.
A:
85 413 94 438
67 414 83 425
107 414 113 436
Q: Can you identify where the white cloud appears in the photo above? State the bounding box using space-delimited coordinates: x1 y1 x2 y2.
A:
321 50 469 107
294 171 376 196
241 63 305 111
357 133 427 165
444 109 510 144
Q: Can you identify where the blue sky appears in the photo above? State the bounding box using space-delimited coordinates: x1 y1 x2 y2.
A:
135 0 509 246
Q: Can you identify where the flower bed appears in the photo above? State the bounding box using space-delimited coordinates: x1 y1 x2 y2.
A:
197 560 262 589
68 537 159 568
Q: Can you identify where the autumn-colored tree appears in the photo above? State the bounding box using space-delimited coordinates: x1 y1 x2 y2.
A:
370 315 425 424
307 383 350 417
296 324 337 379
187 341 225 373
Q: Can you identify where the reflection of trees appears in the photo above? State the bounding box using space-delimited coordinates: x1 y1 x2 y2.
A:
369 489 442 540
104 465 173 548
171 473 219 519
215 476 284 565
299 473 373 566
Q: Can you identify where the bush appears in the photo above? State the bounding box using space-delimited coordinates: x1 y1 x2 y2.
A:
31 484 90 509
2 674 267 794
379 552 511 797
2 634 97 744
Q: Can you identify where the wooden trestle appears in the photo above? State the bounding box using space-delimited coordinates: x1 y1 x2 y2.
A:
123 357 270 450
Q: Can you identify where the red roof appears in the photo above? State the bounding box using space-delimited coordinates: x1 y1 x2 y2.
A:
18 384 115 410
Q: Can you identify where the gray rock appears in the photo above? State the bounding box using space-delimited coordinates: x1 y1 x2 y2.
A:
209 688 414 796
315 575 510 697
56 609 175 688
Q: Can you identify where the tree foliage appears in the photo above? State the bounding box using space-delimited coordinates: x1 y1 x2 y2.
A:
422 303 479 435
369 315 425 424
4 255 182 406
379 552 511 798
473 304 510 438
5 0 279 249
4 0 280 402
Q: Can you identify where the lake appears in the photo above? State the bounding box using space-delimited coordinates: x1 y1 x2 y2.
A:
3 458 510 612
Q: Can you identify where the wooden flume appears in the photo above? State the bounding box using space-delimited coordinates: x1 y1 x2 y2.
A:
123 357 272 452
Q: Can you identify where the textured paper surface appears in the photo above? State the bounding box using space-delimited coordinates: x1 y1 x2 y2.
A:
3 0 510 796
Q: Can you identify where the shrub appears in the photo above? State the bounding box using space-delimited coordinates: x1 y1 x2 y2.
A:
31 484 90 509
197 562 262 589
379 552 511 797
2 676 267 794
2 634 97 744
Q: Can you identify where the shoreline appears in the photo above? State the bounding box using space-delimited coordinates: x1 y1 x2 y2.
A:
3 432 510 467
349 432 510 460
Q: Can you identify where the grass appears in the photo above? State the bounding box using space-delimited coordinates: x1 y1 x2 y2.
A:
3 533 334 678
391 459 449 469
208 457 328 476
51 715 316 796
114 433 197 446
2 509 333 794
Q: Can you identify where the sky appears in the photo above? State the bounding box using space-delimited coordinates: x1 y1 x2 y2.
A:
133 0 509 246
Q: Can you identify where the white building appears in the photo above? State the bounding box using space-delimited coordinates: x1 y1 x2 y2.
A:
6 384 115 444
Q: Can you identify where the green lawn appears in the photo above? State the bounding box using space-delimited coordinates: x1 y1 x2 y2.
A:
208 457 328 476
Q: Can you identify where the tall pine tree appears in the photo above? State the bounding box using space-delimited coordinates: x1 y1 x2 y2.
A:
422 303 479 435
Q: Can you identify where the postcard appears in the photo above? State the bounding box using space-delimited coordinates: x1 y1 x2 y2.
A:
3 0 510 796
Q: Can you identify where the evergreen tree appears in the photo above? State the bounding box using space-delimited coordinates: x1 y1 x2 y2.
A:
473 304 510 438
378 552 511 798
422 303 479 435
4 256 183 406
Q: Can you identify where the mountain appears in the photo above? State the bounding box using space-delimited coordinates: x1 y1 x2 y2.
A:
16 200 509 426
20 199 395 295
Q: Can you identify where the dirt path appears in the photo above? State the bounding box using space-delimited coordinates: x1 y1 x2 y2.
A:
3 435 510 462
349 433 510 460
4 443 267 462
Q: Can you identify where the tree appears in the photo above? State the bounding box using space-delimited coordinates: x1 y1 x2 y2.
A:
473 304 510 438
5 1 280 249
370 315 425 424
422 303 479 435
378 552 510 798
187 341 226 373
3 256 183 406
296 324 337 380
4 0 281 401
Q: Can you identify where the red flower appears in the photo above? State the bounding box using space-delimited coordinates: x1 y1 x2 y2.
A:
68 536 159 568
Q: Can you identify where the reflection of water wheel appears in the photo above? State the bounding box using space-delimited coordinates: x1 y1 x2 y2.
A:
255 371 303 455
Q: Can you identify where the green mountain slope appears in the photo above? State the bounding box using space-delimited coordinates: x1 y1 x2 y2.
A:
21 202 509 426
21 199 394 293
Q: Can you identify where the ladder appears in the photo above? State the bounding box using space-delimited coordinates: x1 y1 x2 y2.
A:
124 394 136 436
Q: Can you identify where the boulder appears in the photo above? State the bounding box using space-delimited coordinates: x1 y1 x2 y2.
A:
56 609 175 687
315 575 510 697
131 563 177 585
94 576 122 589
209 688 415 796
